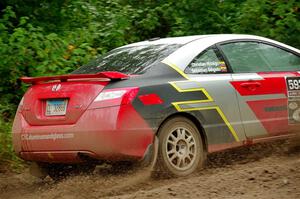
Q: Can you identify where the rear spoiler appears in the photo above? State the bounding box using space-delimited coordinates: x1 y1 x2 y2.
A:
20 71 129 84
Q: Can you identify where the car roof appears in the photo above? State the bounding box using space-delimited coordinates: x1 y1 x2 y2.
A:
152 34 300 72
121 34 299 52
121 34 281 47
117 34 300 73
122 35 210 47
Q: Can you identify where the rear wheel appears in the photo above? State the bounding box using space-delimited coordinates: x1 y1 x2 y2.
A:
153 116 205 177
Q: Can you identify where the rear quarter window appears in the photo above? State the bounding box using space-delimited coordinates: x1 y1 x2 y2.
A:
72 44 182 75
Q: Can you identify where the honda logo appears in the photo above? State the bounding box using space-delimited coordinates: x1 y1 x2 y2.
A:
52 84 61 91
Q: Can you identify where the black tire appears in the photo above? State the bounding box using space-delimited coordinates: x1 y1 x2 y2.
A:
153 116 205 178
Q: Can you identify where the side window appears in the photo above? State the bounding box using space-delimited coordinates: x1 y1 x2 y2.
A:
220 42 300 73
220 42 272 73
258 43 300 71
185 48 228 74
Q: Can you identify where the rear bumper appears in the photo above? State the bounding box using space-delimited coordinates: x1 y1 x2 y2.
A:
12 104 154 163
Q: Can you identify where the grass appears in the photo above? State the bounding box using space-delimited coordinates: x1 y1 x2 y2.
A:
0 120 24 172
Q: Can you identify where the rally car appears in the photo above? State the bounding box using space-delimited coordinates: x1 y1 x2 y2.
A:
12 34 300 178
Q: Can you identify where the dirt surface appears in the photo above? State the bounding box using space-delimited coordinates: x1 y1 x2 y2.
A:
1 141 300 199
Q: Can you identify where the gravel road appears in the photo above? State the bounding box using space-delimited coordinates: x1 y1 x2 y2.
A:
1 141 299 199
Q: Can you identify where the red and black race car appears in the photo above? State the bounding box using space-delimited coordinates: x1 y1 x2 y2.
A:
12 34 300 178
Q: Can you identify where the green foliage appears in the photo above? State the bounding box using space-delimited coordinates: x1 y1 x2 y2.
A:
0 119 24 171
233 0 300 48
0 6 97 118
0 0 299 170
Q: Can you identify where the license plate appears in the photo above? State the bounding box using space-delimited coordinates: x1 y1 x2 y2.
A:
46 99 68 116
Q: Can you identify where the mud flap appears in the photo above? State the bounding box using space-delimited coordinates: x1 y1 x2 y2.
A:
139 136 159 171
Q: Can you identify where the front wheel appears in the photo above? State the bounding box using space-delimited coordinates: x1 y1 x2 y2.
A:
153 116 205 177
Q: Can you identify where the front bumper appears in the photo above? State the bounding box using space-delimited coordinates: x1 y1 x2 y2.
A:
12 104 154 163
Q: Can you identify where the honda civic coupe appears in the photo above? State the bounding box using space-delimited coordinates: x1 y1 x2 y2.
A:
12 34 300 178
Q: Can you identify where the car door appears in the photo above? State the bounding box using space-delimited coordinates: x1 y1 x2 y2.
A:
182 46 246 147
218 41 300 138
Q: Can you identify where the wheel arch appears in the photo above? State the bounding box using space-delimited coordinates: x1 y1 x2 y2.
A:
156 112 208 153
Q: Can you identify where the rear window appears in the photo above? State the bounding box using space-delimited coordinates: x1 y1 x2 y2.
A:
72 44 182 75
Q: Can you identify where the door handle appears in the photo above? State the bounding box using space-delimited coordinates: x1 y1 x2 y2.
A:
240 82 261 90
240 82 261 87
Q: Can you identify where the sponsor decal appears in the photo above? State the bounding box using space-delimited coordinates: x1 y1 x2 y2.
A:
287 100 300 124
286 77 300 124
21 133 74 141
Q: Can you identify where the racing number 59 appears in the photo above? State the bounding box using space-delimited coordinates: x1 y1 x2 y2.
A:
287 79 300 90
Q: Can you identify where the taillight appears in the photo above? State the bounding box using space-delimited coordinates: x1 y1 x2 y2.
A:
94 90 127 101
90 87 139 108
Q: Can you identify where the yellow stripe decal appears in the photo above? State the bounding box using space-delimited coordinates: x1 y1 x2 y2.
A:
162 59 239 142
215 107 240 142
172 104 240 142
169 81 214 102
161 60 190 80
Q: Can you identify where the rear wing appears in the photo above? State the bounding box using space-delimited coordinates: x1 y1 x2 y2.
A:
20 71 129 84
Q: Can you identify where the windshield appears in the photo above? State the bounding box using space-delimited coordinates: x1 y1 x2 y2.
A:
72 44 182 75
